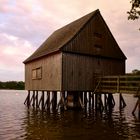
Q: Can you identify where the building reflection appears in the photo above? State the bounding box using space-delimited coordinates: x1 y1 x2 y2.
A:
20 108 139 140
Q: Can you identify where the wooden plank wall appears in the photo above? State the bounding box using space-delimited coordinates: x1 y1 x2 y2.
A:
25 52 62 90
62 12 125 60
62 52 125 91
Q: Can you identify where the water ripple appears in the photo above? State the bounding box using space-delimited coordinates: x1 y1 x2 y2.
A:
0 91 140 140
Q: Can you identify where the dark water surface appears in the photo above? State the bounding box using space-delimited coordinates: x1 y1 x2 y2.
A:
0 90 140 140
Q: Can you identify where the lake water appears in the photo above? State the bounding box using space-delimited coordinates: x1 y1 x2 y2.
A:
0 90 140 140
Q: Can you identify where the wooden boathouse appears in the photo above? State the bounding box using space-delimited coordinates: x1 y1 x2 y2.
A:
23 9 127 111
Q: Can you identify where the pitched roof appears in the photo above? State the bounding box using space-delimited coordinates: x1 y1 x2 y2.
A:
24 9 99 63
24 9 126 64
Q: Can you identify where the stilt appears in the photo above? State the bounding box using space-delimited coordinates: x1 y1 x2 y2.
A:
38 91 44 110
35 91 39 108
44 91 50 110
104 94 108 110
95 94 98 110
92 93 94 109
42 91 45 110
139 100 140 119
107 93 114 112
32 91 35 108
73 92 79 108
89 92 92 108
79 95 84 109
119 93 126 109
27 90 30 108
132 97 140 115
84 92 88 108
52 91 57 110
100 94 104 111
57 91 66 110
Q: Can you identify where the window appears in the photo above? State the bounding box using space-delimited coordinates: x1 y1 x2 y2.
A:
32 67 42 80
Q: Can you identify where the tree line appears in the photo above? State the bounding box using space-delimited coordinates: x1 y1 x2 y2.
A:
0 81 25 90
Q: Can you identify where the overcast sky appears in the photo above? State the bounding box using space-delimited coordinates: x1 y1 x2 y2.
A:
0 0 140 81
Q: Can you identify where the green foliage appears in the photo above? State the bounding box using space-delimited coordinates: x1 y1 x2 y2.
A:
127 0 140 20
128 0 140 30
0 81 25 90
132 69 140 75
128 0 140 20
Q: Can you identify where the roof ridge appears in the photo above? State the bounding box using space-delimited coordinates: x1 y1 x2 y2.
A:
23 9 100 63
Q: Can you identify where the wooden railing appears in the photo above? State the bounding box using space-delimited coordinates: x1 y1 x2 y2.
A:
96 75 140 94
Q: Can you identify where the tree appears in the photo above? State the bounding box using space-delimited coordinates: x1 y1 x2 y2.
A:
132 69 140 75
128 0 140 20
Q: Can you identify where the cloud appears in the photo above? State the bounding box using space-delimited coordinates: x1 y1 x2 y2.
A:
0 33 35 75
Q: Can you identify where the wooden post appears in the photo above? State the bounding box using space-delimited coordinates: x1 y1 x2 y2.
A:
35 91 38 108
46 91 50 110
92 92 94 109
108 94 113 112
52 91 57 110
138 97 140 119
42 91 45 110
104 94 107 110
84 92 87 108
27 90 30 108
89 92 92 108
95 94 98 110
80 92 83 103
99 94 103 111
117 76 120 93
119 93 126 109
73 92 79 108
132 97 140 115
32 91 35 108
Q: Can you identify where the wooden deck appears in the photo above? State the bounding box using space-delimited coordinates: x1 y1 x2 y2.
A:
95 75 140 95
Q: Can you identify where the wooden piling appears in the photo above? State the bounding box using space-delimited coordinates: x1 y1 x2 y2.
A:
45 91 50 110
132 97 140 115
89 92 92 108
107 94 113 111
42 91 45 110
35 91 38 108
104 94 108 110
27 90 30 108
52 91 57 110
92 93 94 109
32 91 35 108
119 93 126 109
84 92 87 108
95 94 98 110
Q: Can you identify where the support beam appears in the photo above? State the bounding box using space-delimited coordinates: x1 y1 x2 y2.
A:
52 91 57 110
89 92 92 108
92 92 94 109
79 96 84 109
132 97 140 115
27 90 30 108
84 92 88 108
119 93 126 109
104 94 108 110
44 91 50 110
35 91 39 108
107 93 114 111
42 91 45 110
32 91 35 108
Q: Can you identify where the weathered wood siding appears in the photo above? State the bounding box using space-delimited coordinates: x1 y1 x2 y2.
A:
62 53 125 91
25 52 62 90
62 12 126 60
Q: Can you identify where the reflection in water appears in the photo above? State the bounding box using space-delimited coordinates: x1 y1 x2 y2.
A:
23 108 140 140
0 91 140 140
